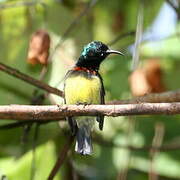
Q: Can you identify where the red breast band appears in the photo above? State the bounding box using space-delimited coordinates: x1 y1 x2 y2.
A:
73 66 97 75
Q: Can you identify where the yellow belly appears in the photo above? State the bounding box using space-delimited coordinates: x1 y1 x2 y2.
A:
64 75 101 105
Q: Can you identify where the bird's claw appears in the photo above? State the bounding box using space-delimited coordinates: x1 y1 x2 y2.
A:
76 102 90 108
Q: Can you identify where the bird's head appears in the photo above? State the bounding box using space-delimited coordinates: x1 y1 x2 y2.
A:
76 41 123 70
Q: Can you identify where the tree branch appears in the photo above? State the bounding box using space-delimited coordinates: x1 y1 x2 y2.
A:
1 62 180 105
107 89 180 104
0 62 63 97
47 136 74 180
0 103 179 121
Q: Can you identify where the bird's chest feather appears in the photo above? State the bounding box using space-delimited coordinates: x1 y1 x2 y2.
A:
64 74 101 105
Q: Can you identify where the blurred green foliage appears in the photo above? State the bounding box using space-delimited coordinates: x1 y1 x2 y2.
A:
0 0 180 180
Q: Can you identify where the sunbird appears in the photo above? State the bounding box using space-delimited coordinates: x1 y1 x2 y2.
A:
64 41 123 155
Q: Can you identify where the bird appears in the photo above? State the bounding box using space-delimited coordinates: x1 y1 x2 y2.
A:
64 41 123 155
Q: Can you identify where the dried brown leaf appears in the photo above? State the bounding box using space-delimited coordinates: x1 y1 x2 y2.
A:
27 29 50 65
129 59 166 96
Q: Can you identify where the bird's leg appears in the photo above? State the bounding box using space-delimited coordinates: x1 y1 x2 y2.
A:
66 117 77 136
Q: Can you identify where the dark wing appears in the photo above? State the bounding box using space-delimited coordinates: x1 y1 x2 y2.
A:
96 72 105 130
64 70 77 135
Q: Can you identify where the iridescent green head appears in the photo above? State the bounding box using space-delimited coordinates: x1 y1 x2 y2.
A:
76 41 123 70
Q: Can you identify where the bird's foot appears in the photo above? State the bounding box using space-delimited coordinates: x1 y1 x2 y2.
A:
76 102 90 108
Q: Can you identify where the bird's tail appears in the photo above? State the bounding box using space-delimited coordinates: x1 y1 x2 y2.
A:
75 125 92 155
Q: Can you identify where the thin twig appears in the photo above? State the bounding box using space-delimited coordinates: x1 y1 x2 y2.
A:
0 121 36 130
107 89 180 104
149 123 164 180
166 0 180 20
0 62 63 97
108 31 135 46
131 0 144 71
0 119 63 130
0 103 179 120
166 0 178 12
49 0 98 64
38 65 48 82
47 136 74 180
1 61 180 104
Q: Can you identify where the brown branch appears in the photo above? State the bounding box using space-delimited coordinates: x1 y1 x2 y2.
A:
0 103 179 121
47 136 74 180
0 62 63 97
1 62 180 104
107 90 180 104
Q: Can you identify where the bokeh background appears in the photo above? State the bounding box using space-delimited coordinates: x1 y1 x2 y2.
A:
0 0 180 179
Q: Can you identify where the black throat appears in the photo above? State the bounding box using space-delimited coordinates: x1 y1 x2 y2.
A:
76 56 101 71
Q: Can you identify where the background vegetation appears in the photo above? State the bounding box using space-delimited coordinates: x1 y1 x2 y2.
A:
0 0 180 179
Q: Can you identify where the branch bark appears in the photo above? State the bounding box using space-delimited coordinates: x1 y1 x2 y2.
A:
47 136 74 180
0 103 179 121
0 62 63 97
107 89 180 104
1 62 180 104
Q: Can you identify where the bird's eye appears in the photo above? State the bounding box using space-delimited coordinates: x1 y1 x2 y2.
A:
101 53 104 56
88 50 94 56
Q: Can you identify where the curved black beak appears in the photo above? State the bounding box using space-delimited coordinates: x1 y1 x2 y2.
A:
106 49 124 56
